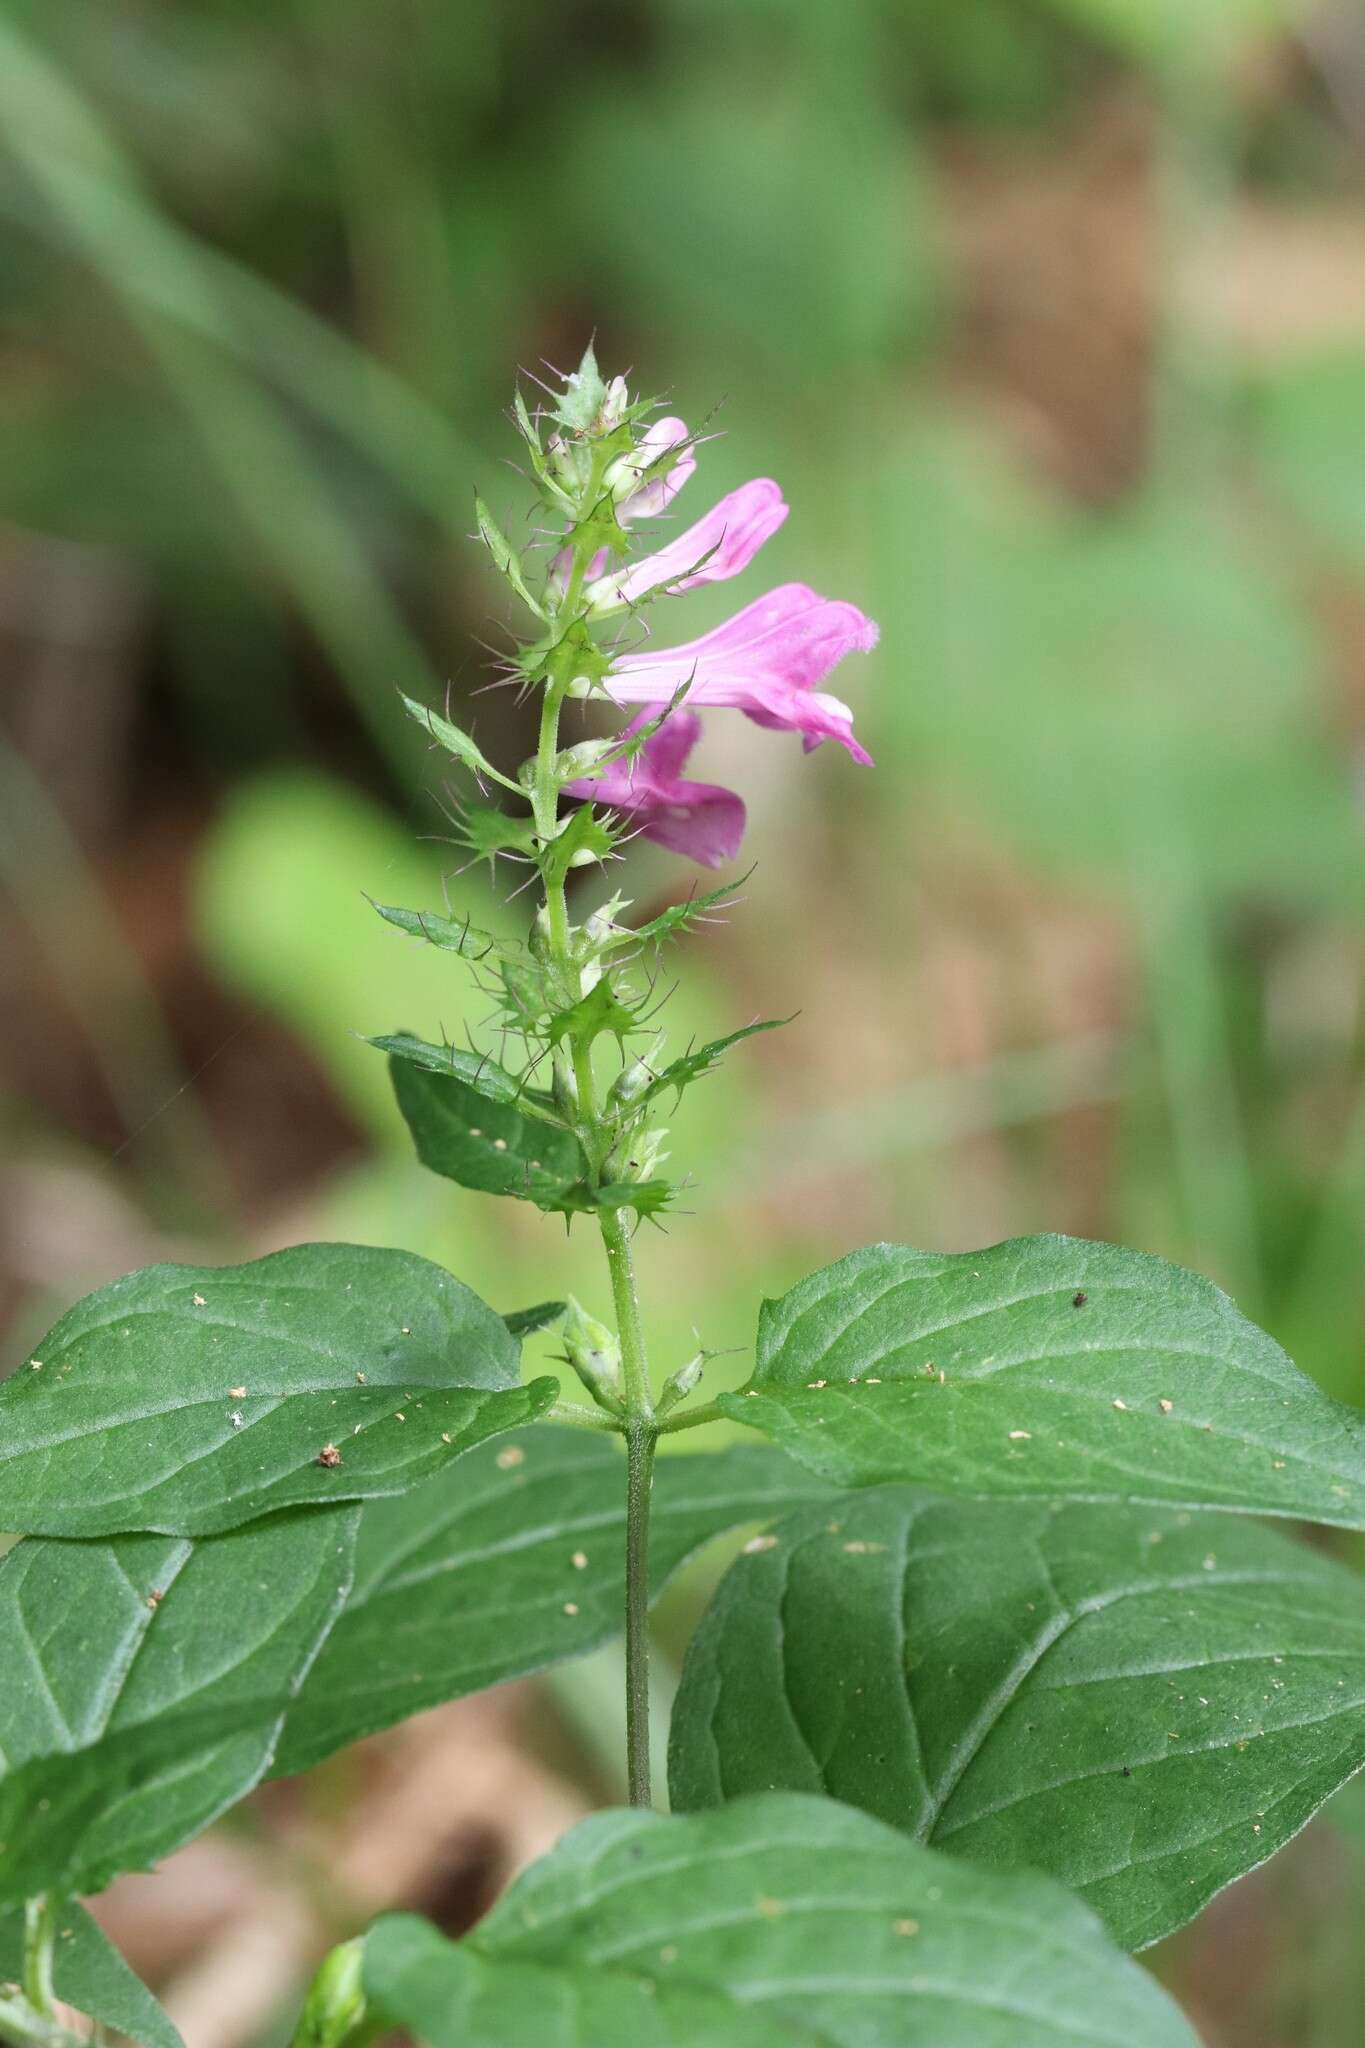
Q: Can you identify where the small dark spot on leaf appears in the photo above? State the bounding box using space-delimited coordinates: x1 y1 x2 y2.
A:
317 1443 343 1468
1072 1291 1088 1308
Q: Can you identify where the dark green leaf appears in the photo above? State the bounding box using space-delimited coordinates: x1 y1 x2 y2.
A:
390 1055 590 1209
0 1505 356 1902
369 899 496 958
503 1301 566 1341
2 1243 553 1537
391 1058 669 1219
718 1237 1365 1526
361 1796 1199 2048
0 1903 183 2048
274 1430 825 1775
641 1018 790 1105
669 1487 1365 1951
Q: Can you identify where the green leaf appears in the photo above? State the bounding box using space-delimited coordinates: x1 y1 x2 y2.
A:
361 1796 1200 2048
717 1237 1365 1526
274 1430 825 1775
390 1054 590 1208
400 692 519 793
669 1487 1365 1952
0 1903 183 2048
370 1031 554 1114
474 496 545 618
391 1057 669 1219
2 1242 553 1537
0 1504 357 1902
369 899 496 958
502 1301 566 1341
641 1018 790 1105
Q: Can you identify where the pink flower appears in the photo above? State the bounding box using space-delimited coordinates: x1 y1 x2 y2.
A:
604 583 877 763
562 711 745 869
613 416 696 522
587 479 788 613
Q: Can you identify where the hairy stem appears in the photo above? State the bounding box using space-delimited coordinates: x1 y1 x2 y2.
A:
531 456 660 1805
623 1420 656 1807
599 1205 657 1802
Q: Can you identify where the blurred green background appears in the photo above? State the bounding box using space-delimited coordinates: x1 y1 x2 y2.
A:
3 1 1365 2041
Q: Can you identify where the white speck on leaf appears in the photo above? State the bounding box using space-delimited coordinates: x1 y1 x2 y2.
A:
497 1445 525 1470
192 1294 207 1307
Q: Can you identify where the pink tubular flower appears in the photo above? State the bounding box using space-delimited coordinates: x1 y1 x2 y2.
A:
562 711 745 869
587 479 788 613
613 416 696 522
604 583 877 764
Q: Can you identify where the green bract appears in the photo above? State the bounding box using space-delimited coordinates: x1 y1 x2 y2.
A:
717 1236 1365 1525
360 1796 1201 2048
0 1242 552 1537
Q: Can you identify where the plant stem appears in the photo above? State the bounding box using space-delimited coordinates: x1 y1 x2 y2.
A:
622 1419 656 1807
531 456 660 1806
22 1902 54 2021
545 1398 624 1434
599 1205 657 1803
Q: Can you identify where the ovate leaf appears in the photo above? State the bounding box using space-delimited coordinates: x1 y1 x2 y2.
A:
2 1243 553 1537
669 1487 1365 1952
361 1796 1200 2048
391 1057 669 1218
718 1237 1365 1525
274 1430 825 1775
0 1505 356 1902
0 1904 183 2048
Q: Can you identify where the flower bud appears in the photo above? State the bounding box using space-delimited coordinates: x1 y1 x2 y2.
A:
599 375 630 431
658 1353 704 1414
293 1941 367 2048
561 1297 623 1412
609 1058 654 1105
552 1061 579 1116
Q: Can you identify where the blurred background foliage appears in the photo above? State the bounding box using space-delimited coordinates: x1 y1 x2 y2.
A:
3 1 1365 2041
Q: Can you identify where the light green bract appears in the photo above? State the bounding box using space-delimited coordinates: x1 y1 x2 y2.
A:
0 1242 554 1537
360 1795 1200 2048
717 1235 1365 1525
668 1487 1365 1950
